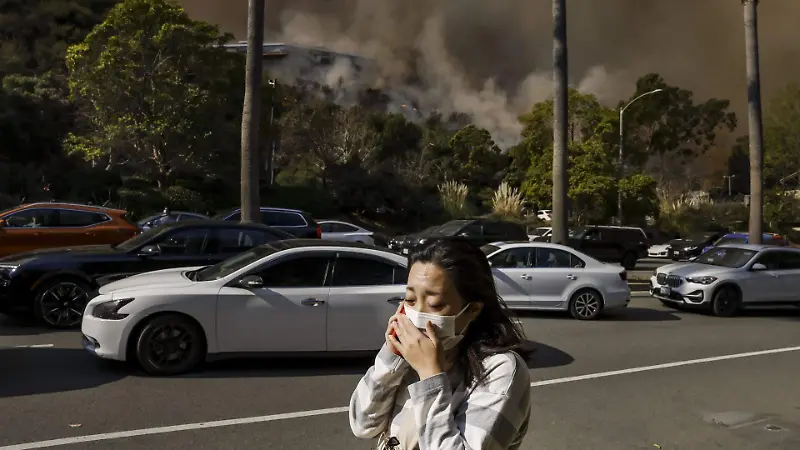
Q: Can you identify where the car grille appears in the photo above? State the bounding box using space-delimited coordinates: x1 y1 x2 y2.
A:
656 273 682 287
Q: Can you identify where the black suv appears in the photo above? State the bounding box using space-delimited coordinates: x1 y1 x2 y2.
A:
215 207 321 238
388 219 528 255
564 225 648 270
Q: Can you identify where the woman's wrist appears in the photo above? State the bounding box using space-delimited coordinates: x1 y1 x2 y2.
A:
416 364 444 380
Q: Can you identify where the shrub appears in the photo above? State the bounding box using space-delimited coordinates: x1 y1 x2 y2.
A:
437 180 471 219
491 182 524 219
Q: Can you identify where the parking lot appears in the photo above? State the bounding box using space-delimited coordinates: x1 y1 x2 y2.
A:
2 294 800 450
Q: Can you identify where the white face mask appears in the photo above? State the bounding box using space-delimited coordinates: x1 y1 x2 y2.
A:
404 304 473 350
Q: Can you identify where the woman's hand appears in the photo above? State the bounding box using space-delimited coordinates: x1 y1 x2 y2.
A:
385 304 405 356
388 314 445 380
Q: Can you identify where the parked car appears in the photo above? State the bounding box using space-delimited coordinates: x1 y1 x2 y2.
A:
0 221 295 328
650 244 800 316
563 225 648 270
318 220 374 245
666 230 729 261
0 202 139 257
701 232 788 254
536 210 552 222
481 242 630 320
214 207 321 238
528 227 552 242
388 219 528 255
80 240 409 375
644 227 680 258
138 210 210 231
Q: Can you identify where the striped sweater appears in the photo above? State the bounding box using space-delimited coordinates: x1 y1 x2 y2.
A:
349 344 532 450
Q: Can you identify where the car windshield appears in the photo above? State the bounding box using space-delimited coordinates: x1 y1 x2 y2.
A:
193 244 280 282
713 236 747 246
480 244 500 256
694 247 757 268
568 227 586 238
114 228 166 251
686 233 713 242
533 228 550 236
434 220 470 235
212 210 237 220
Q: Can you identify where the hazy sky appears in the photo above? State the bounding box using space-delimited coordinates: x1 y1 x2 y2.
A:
177 0 799 145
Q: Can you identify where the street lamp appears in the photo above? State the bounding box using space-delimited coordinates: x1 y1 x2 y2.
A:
723 174 736 197
267 79 276 185
618 88 664 224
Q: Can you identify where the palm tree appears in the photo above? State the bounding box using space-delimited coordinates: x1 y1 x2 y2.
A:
551 0 568 244
742 0 764 243
240 0 265 223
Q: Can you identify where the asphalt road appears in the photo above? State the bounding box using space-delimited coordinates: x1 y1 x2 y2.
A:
2 294 799 450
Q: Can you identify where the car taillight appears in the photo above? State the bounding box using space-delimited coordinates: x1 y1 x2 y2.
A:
316 225 322 239
619 271 627 282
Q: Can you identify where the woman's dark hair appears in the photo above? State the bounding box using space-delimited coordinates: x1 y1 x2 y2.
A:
408 237 529 387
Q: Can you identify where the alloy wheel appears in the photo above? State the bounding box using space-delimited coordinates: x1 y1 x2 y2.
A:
573 292 600 319
39 282 89 327
145 324 196 369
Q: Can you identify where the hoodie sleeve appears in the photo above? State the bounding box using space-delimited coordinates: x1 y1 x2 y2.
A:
349 344 411 439
407 352 532 450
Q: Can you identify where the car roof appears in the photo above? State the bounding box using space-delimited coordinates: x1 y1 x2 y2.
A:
223 206 310 215
265 239 384 251
11 202 126 214
158 219 278 230
487 241 574 252
716 243 790 251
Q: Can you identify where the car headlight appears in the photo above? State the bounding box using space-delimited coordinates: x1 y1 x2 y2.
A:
92 298 135 320
686 276 717 285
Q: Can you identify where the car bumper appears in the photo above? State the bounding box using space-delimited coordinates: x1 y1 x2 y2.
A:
604 285 631 309
81 314 135 361
648 250 669 258
648 277 712 306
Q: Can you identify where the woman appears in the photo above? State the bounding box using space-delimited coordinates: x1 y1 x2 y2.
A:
349 237 532 450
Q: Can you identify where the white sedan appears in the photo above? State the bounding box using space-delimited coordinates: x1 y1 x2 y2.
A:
318 220 375 245
81 240 407 376
481 242 631 320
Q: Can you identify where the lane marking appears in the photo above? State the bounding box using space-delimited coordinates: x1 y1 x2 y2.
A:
2 345 799 449
0 344 55 349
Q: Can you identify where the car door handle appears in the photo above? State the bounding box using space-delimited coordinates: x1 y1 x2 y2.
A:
301 298 325 307
567 274 577 280
387 296 403 304
520 274 532 280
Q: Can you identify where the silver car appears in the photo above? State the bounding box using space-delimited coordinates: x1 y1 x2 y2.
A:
649 244 800 317
481 242 631 320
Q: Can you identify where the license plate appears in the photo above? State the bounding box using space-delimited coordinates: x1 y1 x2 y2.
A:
402 248 409 255
659 286 671 295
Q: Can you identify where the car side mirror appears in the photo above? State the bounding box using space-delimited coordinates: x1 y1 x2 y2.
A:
751 263 767 271
237 275 264 289
137 244 160 257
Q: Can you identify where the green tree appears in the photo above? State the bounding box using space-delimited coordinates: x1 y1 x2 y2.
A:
620 73 737 183
64 0 238 188
764 83 800 188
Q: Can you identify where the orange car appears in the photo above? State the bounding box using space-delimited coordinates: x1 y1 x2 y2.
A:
0 202 139 257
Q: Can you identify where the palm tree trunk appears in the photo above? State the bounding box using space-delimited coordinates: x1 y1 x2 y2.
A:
551 0 569 244
743 0 764 243
240 0 264 223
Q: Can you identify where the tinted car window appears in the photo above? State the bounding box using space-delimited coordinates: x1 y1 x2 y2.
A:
777 252 800 269
320 223 334 232
258 257 329 287
330 257 396 286
4 208 58 227
489 248 532 268
208 228 283 253
458 222 482 237
482 221 507 236
156 228 209 255
535 248 583 268
262 211 306 227
393 266 408 284
59 210 108 227
331 222 359 233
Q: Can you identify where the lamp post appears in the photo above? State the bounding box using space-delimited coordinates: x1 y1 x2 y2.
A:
267 79 276 185
723 174 736 197
618 88 664 224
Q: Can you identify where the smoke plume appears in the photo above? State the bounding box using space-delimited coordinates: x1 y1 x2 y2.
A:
178 0 800 148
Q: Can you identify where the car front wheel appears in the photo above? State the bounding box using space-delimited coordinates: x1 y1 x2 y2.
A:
134 314 206 376
711 286 741 317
